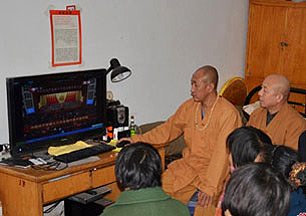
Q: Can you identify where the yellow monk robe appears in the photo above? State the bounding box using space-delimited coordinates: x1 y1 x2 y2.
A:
247 103 306 150
132 96 242 201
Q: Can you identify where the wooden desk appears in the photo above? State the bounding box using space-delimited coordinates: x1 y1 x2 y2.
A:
0 145 165 216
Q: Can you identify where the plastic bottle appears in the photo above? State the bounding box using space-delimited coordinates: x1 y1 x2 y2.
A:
130 115 136 137
107 126 113 142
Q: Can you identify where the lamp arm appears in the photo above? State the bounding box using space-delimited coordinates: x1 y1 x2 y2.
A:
105 67 113 75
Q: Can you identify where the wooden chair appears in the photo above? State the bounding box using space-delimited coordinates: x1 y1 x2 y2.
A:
219 77 248 124
219 77 247 107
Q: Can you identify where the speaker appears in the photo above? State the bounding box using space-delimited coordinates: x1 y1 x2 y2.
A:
106 105 129 128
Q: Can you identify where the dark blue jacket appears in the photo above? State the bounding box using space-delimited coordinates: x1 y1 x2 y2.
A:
288 188 306 216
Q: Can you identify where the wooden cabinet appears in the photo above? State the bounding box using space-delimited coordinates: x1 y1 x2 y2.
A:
245 0 306 92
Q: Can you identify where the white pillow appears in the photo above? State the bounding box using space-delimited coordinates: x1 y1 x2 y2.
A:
243 101 260 115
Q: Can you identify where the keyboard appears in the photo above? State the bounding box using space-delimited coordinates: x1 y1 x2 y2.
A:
54 143 115 163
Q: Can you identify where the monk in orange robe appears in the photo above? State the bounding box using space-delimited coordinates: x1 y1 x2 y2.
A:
247 74 306 150
120 65 242 216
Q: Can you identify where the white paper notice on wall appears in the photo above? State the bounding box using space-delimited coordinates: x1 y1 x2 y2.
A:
49 5 82 67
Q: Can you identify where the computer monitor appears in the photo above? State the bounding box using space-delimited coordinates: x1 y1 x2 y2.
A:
6 69 107 157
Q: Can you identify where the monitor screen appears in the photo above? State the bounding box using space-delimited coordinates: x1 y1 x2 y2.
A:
6 69 107 156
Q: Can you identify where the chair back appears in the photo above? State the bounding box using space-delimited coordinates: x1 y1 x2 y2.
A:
219 77 247 107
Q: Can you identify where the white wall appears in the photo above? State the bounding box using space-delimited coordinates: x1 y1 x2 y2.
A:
0 0 249 144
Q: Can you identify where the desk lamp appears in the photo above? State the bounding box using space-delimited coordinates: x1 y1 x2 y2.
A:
106 58 132 82
105 58 131 141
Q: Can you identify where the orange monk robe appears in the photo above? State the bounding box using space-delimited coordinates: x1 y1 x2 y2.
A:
132 96 242 197
247 103 306 150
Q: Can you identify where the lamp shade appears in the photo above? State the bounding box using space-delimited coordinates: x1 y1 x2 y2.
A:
107 58 132 83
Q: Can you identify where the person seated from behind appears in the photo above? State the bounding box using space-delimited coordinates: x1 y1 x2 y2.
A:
214 126 273 216
270 145 306 216
101 142 190 216
298 130 306 162
247 74 306 150
227 126 273 170
222 163 291 216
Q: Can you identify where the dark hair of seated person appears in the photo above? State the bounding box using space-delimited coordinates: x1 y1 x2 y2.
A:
226 126 273 167
270 145 299 188
222 163 291 216
298 130 306 162
115 142 162 190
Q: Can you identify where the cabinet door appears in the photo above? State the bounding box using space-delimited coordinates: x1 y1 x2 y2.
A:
245 2 287 87
283 7 306 85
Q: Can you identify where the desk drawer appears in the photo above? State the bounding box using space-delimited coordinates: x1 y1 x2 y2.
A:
91 165 116 188
43 172 90 203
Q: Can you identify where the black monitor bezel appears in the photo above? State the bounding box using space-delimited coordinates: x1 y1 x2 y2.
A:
6 69 107 157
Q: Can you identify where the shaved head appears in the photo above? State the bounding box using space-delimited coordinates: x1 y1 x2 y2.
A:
265 74 290 100
258 74 291 113
190 65 219 104
195 65 219 90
